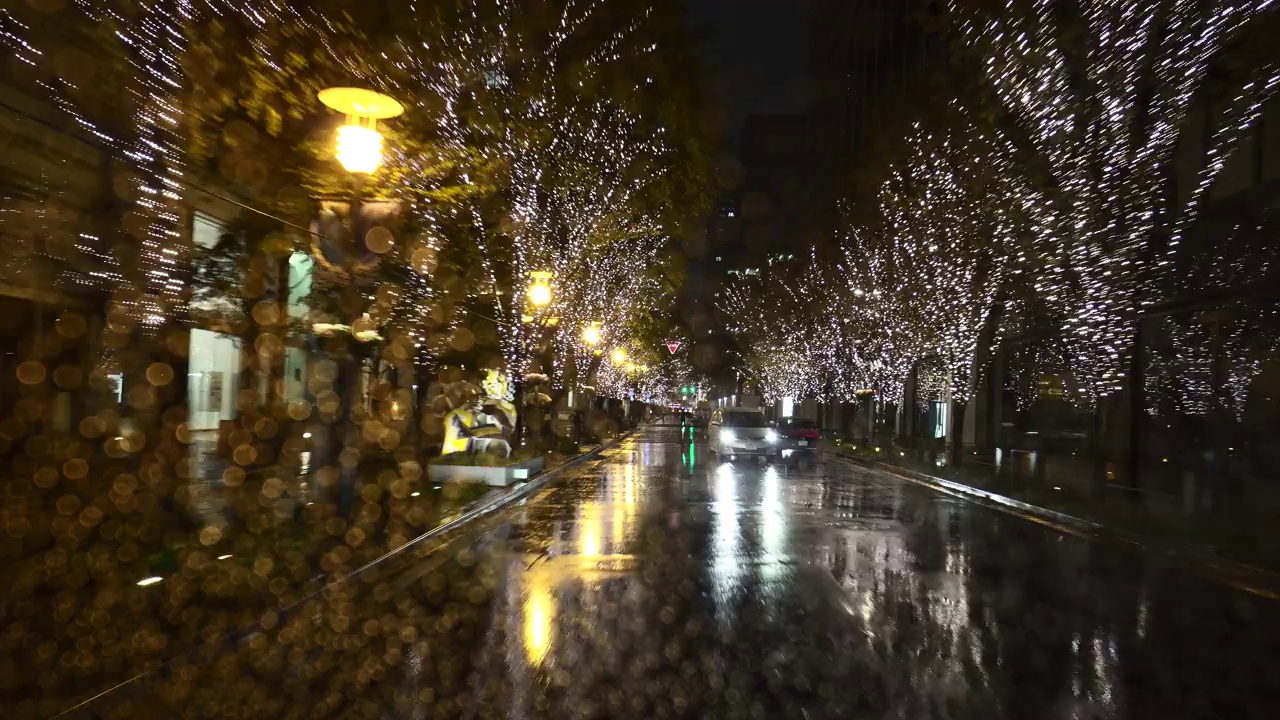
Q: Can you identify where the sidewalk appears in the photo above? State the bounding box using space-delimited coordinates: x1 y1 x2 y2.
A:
823 439 1280 600
3 428 638 718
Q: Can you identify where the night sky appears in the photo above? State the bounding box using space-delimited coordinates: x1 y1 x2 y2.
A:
682 0 810 147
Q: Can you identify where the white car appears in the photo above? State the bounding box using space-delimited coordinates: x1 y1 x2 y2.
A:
707 408 777 458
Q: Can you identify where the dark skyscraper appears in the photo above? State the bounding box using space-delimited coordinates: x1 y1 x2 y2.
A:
737 114 811 262
808 0 937 203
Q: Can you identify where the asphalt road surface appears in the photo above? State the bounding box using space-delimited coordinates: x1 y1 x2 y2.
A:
73 424 1280 719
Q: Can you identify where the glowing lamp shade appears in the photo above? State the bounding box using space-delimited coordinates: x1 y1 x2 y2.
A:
318 88 403 175
612 348 627 365
583 324 602 346
336 124 384 174
528 283 552 307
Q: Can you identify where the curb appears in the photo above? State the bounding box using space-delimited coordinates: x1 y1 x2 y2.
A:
826 450 1280 601
338 425 641 578
53 427 643 718
826 451 1100 533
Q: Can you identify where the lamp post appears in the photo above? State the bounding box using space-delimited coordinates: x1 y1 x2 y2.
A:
315 87 403 488
582 322 603 351
318 87 404 175
572 322 606 437
515 270 557 449
317 87 404 275
528 271 553 308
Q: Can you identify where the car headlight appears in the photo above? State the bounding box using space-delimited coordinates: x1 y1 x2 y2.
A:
765 429 778 443
721 429 736 443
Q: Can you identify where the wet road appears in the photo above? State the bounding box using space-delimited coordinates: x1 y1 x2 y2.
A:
72 424 1280 719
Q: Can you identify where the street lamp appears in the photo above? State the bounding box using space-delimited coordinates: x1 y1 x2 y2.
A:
611 348 627 366
318 87 404 175
582 322 602 347
528 271 553 307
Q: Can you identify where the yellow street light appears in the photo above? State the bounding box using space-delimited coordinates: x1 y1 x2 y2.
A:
625 362 637 373
318 87 404 175
528 284 552 307
582 322 602 347
528 270 553 307
611 348 627 365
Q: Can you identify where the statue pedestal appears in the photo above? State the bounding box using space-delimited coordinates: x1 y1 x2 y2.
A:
429 455 546 487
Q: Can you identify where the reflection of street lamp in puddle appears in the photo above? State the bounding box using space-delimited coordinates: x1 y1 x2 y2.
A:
524 578 554 666
580 501 601 558
625 463 636 506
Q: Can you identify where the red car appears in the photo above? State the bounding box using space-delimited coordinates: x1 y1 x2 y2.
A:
774 417 820 459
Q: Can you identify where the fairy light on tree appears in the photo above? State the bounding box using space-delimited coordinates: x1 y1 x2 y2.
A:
947 0 1280 395
722 109 1046 417
2 1 193 310
373 0 703 408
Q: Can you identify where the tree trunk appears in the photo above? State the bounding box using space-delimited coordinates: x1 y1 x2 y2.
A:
1124 321 1145 494
1205 314 1228 513
334 352 363 518
1090 394 1122 499
949 398 966 467
267 251 292 409
526 326 558 453
964 296 1006 460
905 361 919 448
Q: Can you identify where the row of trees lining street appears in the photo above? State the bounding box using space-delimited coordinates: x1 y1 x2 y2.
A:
187 0 707 423
722 0 1280 497
4 0 709 456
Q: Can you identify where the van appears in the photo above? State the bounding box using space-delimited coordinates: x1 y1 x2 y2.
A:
707 407 777 458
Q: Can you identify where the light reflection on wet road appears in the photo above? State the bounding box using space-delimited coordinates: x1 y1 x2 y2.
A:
79 424 1280 719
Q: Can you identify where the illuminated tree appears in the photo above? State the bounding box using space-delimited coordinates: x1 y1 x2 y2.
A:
723 106 1048 437
947 0 1280 394
850 109 1052 396
381 0 708 432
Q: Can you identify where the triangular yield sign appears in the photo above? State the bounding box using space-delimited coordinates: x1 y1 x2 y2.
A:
666 341 681 354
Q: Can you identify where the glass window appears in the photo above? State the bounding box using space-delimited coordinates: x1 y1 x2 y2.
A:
192 211 226 250
723 411 768 428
